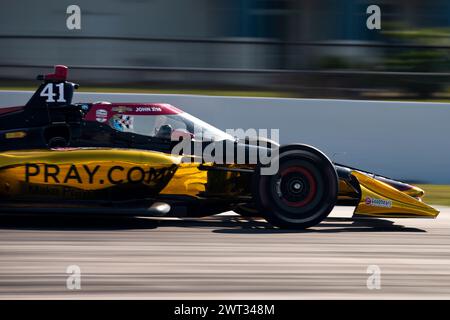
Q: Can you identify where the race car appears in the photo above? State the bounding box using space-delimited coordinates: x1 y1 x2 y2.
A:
0 65 439 229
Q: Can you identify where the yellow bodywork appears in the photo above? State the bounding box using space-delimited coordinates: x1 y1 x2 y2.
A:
160 162 208 196
0 149 211 200
0 148 440 219
351 171 439 218
0 149 178 192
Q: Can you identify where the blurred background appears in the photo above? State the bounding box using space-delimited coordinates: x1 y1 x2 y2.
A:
1 0 450 99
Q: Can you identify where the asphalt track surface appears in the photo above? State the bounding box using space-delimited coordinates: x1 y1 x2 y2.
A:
0 206 450 299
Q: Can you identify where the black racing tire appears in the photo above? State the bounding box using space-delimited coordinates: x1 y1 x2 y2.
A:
253 144 338 229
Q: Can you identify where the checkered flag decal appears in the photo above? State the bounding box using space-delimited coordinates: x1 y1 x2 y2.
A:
117 115 133 130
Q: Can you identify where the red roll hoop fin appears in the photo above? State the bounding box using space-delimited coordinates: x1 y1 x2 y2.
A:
44 65 68 81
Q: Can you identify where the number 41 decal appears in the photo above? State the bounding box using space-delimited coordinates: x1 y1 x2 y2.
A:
40 83 66 103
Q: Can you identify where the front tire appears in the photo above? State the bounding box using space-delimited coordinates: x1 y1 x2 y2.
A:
254 144 338 229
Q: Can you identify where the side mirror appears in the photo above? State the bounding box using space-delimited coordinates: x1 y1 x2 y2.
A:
171 129 194 142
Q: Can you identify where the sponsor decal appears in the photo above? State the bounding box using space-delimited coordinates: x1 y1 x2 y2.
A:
95 109 108 123
136 106 162 112
365 196 392 208
112 106 133 113
5 131 27 139
24 163 175 185
111 114 134 132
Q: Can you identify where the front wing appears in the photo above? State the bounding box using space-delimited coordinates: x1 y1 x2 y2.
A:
350 171 439 218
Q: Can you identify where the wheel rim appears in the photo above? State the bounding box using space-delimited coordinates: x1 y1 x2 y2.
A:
256 148 338 227
277 166 317 207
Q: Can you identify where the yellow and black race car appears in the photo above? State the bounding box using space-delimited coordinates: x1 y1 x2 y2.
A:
0 66 439 229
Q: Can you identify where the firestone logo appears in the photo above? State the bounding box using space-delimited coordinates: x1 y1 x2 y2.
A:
365 197 392 208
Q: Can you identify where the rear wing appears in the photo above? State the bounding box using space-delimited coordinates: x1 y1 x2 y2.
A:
26 65 79 108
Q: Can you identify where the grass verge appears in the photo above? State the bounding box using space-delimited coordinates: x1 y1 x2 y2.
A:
417 184 450 206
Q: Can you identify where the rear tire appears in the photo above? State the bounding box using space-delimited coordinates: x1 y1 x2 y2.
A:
254 144 338 229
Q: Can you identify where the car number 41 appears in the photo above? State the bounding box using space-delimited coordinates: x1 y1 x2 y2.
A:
40 83 66 103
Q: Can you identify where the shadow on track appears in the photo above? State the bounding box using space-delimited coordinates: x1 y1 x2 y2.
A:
0 214 425 233
210 216 426 234
166 216 426 233
153 215 425 233
0 214 159 231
